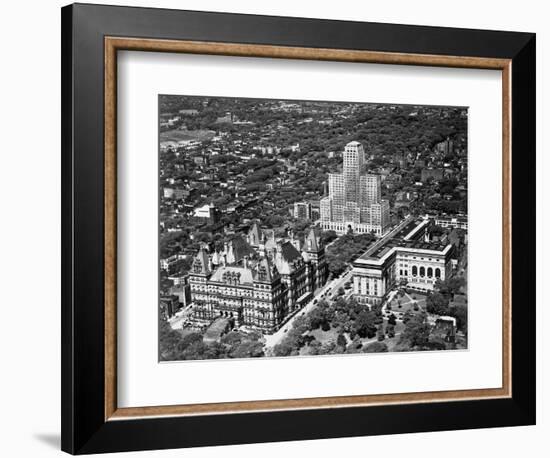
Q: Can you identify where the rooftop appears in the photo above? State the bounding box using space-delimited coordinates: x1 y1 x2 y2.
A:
359 238 450 262
210 266 254 285
392 220 421 239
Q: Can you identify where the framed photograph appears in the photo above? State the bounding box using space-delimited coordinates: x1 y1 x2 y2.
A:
61 3 536 454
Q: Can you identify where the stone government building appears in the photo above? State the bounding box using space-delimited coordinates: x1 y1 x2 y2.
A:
352 218 456 306
320 141 390 235
189 224 328 333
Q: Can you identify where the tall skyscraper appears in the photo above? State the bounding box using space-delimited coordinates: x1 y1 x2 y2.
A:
319 141 390 235
343 141 364 203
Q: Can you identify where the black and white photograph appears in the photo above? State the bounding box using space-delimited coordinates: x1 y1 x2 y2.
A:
0 0 542 456
159 95 469 361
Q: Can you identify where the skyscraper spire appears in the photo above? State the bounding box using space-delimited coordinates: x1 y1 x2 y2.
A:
343 141 365 203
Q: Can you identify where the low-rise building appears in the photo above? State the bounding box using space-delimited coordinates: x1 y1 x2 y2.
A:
352 220 455 306
163 187 188 199
192 203 220 224
293 201 312 220
434 215 468 230
160 295 181 319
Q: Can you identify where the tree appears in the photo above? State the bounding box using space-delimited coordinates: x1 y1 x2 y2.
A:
336 333 347 349
363 341 388 353
426 292 449 316
402 310 414 324
449 303 468 334
229 341 265 358
387 314 397 326
308 302 330 330
386 324 396 338
320 230 337 246
159 318 183 361
353 310 377 338
377 324 385 341
273 341 294 357
398 311 431 349
307 339 322 355
177 332 203 352
317 341 337 355
346 336 363 353
435 275 466 296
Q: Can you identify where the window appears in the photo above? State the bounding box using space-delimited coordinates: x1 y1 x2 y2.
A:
419 266 425 277
435 268 441 278
412 266 417 276
427 267 433 277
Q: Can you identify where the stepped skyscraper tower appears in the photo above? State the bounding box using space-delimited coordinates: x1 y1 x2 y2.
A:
320 141 390 235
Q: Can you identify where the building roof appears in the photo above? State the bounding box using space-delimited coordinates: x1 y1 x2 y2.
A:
254 256 279 283
304 228 320 252
264 230 277 251
360 238 450 261
281 241 302 262
192 247 210 275
210 266 254 285
275 241 303 275
356 219 453 266
229 235 256 263
248 222 262 246
211 250 221 265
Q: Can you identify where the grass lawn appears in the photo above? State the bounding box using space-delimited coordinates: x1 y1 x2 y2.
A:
179 327 196 338
308 327 339 344
160 129 215 142
386 291 428 314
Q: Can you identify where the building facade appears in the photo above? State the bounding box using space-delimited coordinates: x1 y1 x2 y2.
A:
189 225 328 333
319 141 390 235
434 215 468 230
293 201 312 220
192 203 220 224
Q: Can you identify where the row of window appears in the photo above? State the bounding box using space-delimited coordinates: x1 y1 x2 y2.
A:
404 266 441 278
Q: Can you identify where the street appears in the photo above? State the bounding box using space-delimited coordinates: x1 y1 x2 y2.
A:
263 269 353 349
168 305 194 331
262 221 415 350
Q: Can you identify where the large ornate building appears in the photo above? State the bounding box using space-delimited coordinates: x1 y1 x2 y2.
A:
352 219 455 306
320 141 390 235
189 224 328 333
